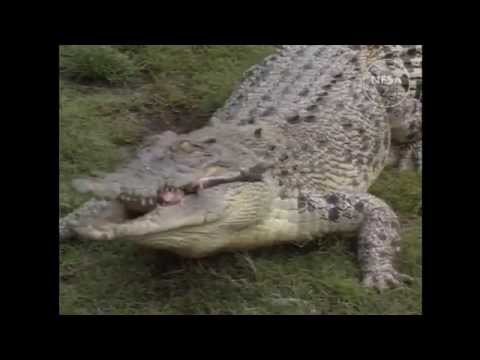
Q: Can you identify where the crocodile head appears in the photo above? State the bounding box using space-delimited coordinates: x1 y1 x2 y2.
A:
74 180 282 257
71 126 293 257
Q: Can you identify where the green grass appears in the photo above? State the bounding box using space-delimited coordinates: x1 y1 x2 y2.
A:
370 166 422 218
59 82 145 214
60 46 139 85
137 45 276 113
59 45 421 315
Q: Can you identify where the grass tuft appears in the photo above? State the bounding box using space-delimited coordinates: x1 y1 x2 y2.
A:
60 45 139 85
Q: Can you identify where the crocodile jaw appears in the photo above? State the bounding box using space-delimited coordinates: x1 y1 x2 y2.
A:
73 182 296 257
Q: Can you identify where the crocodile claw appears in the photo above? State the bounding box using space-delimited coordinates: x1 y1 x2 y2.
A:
362 270 413 291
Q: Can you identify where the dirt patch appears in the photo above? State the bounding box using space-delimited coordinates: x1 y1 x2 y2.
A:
137 106 212 136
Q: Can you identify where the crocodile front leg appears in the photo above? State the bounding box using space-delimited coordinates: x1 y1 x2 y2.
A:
299 191 413 290
356 201 413 289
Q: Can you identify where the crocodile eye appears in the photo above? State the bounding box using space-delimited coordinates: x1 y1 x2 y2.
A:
179 141 195 153
177 141 204 154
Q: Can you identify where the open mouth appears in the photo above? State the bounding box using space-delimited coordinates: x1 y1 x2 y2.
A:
116 162 270 220
70 162 271 243
118 185 189 221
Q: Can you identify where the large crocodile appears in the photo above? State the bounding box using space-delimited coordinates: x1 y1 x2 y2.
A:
60 45 422 290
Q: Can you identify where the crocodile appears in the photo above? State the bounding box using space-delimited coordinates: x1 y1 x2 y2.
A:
60 45 422 290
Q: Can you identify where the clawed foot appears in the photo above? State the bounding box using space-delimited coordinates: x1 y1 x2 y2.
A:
362 269 413 291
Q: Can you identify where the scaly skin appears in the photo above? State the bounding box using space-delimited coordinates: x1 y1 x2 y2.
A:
60 45 422 290
385 45 422 170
